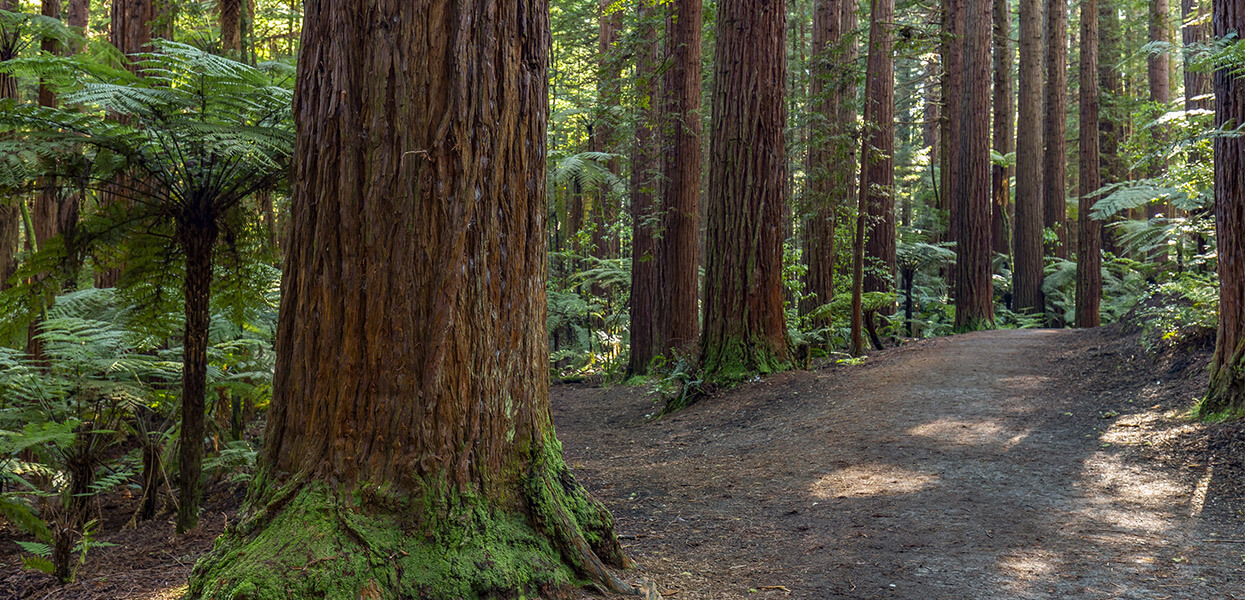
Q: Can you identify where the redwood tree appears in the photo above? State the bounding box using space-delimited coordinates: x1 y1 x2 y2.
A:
1043 0 1068 258
1203 0 1245 417
628 0 660 375
655 0 702 359
0 0 22 291
701 0 790 377
953 0 995 329
991 0 1013 256
802 0 853 326
189 2 645 598
1076 0 1102 328
1013 0 1044 313
861 0 896 305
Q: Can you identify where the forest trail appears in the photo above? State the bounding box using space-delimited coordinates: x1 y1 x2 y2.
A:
555 328 1245 600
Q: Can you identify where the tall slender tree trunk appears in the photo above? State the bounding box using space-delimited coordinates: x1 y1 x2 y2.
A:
802 0 849 326
656 0 702 358
0 0 21 292
628 0 660 375
1043 0 1069 259
942 0 964 293
953 0 996 330
1183 0 1211 113
1098 0 1124 255
1014 0 1045 314
592 0 622 265
991 0 1014 257
1203 0 1245 417
1148 0 1172 227
701 0 790 378
1076 0 1102 328
861 0 896 310
189 2 645 597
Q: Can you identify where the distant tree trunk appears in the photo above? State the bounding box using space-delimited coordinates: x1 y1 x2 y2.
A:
802 0 849 326
1076 0 1102 328
1014 0 1045 314
592 0 622 265
656 0 702 358
861 0 896 311
219 0 242 55
1203 0 1245 417
1043 0 1069 259
924 56 940 191
953 0 995 330
991 0 1014 256
97 0 154 289
0 0 20 291
188 2 643 596
942 0 963 291
628 0 660 375
1148 0 1172 226
66 0 88 52
701 0 790 377
1098 0 1124 255
1183 0 1211 113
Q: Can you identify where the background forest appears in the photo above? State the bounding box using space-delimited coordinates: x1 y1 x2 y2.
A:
0 0 1241 594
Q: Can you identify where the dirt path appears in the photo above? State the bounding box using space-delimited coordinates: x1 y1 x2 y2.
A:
555 329 1245 599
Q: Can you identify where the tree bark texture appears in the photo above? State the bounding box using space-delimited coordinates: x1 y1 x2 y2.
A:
861 0 896 307
1043 0 1068 258
628 0 660 375
219 0 242 56
1204 0 1245 417
591 0 622 264
991 0 1014 256
1014 0 1045 314
175 219 217 534
0 0 20 291
189 2 642 598
942 0 963 289
1076 0 1102 328
801 0 852 324
1183 0 1211 113
701 0 791 378
953 0 996 330
1148 0 1172 225
1098 0 1124 254
656 0 703 358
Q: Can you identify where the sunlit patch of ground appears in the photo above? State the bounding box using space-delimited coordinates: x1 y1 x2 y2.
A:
808 463 938 499
907 418 1029 449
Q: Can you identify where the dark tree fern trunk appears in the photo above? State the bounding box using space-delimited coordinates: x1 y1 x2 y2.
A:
701 0 791 379
953 0 995 330
1203 0 1245 418
176 217 217 533
188 2 648 598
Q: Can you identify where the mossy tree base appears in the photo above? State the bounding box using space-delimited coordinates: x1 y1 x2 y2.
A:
1201 347 1245 421
700 335 791 383
189 446 657 600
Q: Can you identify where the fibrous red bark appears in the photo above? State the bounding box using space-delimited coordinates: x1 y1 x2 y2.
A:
1075 0 1102 328
952 0 995 330
1013 0 1044 314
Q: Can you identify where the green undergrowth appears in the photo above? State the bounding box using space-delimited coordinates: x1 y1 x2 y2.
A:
188 438 626 600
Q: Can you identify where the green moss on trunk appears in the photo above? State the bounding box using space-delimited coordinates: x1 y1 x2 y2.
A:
1200 342 1245 420
188 438 642 600
701 335 791 382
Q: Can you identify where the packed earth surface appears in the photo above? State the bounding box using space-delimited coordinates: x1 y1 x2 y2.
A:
3 326 1243 600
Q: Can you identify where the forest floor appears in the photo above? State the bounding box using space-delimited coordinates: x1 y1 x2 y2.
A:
2 325 1243 599
558 326 1245 600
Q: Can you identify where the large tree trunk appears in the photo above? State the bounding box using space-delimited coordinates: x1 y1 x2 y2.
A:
991 0 1014 257
1203 0 1245 417
942 0 964 293
628 0 660 375
1148 0 1172 228
656 0 702 357
861 0 896 310
801 0 851 327
188 2 644 597
1013 0 1045 314
1043 0 1069 259
953 0 995 330
591 0 622 266
1076 0 1102 328
701 0 790 378
1098 0 1124 255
